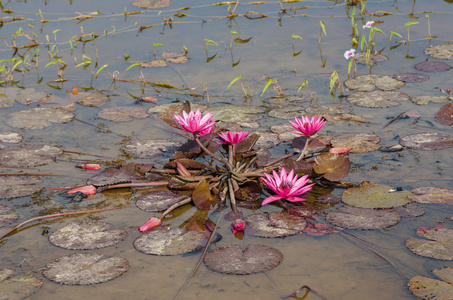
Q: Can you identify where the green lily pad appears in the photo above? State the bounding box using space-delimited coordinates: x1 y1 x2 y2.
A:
408 267 453 300
341 182 413 208
0 269 42 300
346 90 409 108
411 95 448 105
326 205 401 230
406 226 453 260
424 43 453 59
344 75 405 92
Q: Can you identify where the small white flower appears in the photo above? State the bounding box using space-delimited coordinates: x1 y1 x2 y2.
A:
344 49 356 60
363 21 375 29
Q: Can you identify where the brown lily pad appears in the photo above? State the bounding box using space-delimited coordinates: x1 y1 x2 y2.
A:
0 205 19 228
43 253 129 285
204 244 283 275
399 132 453 150
393 73 430 83
344 75 405 92
331 133 380 153
134 227 209 255
244 212 307 238
0 269 42 300
424 44 453 59
76 92 110 107
411 95 448 105
317 194 342 204
342 182 413 208
414 61 453 72
49 222 127 250
408 267 453 300
326 205 401 230
394 203 425 218
132 0 171 9
346 90 409 108
313 153 351 181
5 107 75 129
303 222 343 236
0 145 62 167
123 139 181 158
87 162 145 187
136 190 189 211
0 176 41 198
436 102 453 125
353 52 389 65
98 106 149 121
0 132 22 144
409 187 453 204
406 226 453 260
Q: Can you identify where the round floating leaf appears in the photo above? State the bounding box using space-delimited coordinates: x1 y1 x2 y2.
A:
270 123 300 142
123 139 181 158
393 72 430 83
136 190 189 211
43 253 129 285
331 133 380 153
342 182 413 208
0 145 62 167
87 162 145 187
353 52 389 65
409 187 453 204
411 95 448 105
244 212 307 238
0 132 22 144
406 226 453 260
204 244 283 275
394 203 425 218
424 43 453 59
316 194 342 204
255 131 280 149
414 61 453 72
436 102 453 125
313 153 350 181
0 87 19 108
134 227 208 255
0 205 19 228
268 106 305 119
5 107 75 129
0 269 42 300
303 222 343 236
304 104 352 115
77 92 110 107
0 176 41 199
286 203 316 217
326 205 401 230
408 267 453 300
399 132 453 150
49 222 127 250
132 0 171 9
98 106 149 121
192 178 217 210
206 105 263 122
344 75 405 92
346 90 409 108
14 88 46 105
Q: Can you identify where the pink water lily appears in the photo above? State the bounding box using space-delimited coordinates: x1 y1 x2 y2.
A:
232 219 246 233
174 109 215 136
217 131 249 145
344 49 355 60
261 167 314 206
138 217 162 232
289 115 327 137
363 21 375 29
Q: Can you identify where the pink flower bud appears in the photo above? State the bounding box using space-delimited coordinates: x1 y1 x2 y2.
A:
81 164 102 170
67 185 97 195
232 219 246 233
139 217 162 232
329 147 351 154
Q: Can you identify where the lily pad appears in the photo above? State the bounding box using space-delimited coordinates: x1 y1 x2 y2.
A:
406 226 453 260
42 253 129 285
414 61 453 72
346 90 409 108
0 176 41 198
5 107 75 129
132 0 171 9
409 187 453 204
0 205 19 227
411 95 448 105
408 267 453 300
254 131 280 149
313 153 351 181
436 102 453 125
204 244 283 275
353 52 389 65
206 105 262 122
141 55 188 68
98 106 149 121
326 205 401 230
303 222 343 236
393 73 430 83
0 269 42 300
331 133 381 153
244 212 307 238
304 104 352 115
0 145 63 167
0 132 22 144
147 102 206 126
394 203 425 218
345 75 405 92
14 88 46 105
0 87 20 108
123 139 181 158
49 222 127 250
424 44 453 59
268 106 306 119
87 162 145 187
136 190 189 211
76 92 110 107
270 123 300 142
342 182 413 208
134 227 209 255
316 194 342 204
399 132 453 150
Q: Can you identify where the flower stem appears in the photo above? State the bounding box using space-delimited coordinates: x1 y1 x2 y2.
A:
227 178 238 212
160 196 193 219
296 137 310 161
194 136 231 169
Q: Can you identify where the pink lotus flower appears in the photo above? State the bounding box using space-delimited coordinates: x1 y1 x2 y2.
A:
363 21 375 29
174 109 215 136
261 167 314 206
289 115 327 137
344 49 355 60
67 185 97 195
232 219 246 233
217 131 249 145
138 217 162 232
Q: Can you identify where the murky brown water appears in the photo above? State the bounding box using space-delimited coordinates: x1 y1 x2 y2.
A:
1 0 453 299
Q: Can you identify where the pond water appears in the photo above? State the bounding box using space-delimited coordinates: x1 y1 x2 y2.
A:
1 0 453 299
